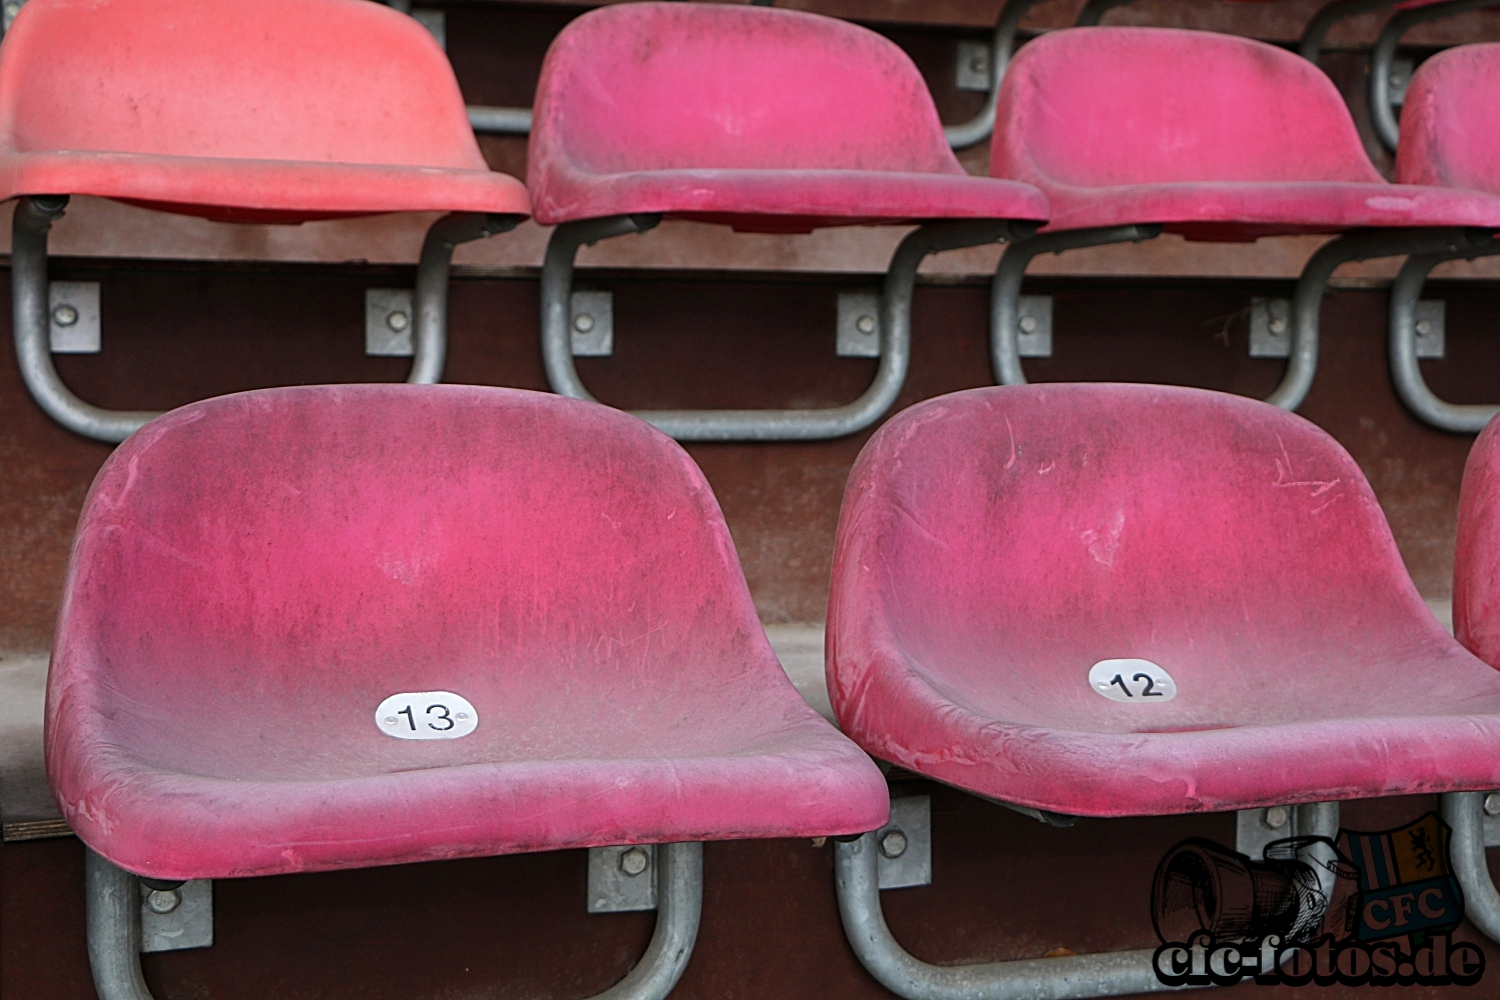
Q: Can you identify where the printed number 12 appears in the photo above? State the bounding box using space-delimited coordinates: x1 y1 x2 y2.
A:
1109 673 1163 697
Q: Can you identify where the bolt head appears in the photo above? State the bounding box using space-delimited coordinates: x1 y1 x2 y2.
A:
970 55 987 73
145 888 181 915
1485 792 1500 817
1268 318 1287 335
620 846 650 877
1263 805 1290 830
52 304 79 327
383 716 398 726
1415 320 1432 336
855 314 876 336
573 313 596 334
385 310 410 334
1019 315 1038 334
879 829 908 859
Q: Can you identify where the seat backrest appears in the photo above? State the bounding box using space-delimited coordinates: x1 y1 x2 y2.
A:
50 386 788 761
828 384 1439 721
991 27 1382 189
1455 414 1500 665
1396 44 1500 192
0 0 484 170
528 2 963 182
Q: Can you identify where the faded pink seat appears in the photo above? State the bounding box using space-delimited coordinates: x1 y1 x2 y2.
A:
527 2 1046 232
991 27 1500 238
48 385 887 882
1396 43 1500 192
828 383 1500 817
0 0 529 222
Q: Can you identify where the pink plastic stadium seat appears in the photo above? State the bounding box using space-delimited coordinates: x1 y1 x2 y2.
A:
986 27 1500 412
0 0 531 442
49 384 887 998
828 383 1500 994
1378 44 1500 432
525 2 1048 442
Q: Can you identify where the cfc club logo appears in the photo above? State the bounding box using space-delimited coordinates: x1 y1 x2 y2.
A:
1151 812 1484 987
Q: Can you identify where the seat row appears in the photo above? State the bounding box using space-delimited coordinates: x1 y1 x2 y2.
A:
50 378 1500 999
8 0 1500 445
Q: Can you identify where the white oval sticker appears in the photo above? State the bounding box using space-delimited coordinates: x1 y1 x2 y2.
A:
1088 659 1177 702
375 691 479 740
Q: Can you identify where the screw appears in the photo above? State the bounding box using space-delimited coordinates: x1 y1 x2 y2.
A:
620 846 650 877
1019 315 1038 335
383 716 398 725
970 55 987 74
855 314 876 336
455 712 469 721
52 304 78 327
385 310 410 334
879 829 908 859
145 889 181 915
1416 320 1432 337
573 313 595 334
1263 805 1290 830
1485 792 1500 817
1268 318 1287 335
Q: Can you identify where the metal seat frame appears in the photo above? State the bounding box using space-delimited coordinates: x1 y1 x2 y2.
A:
11 195 517 443
541 215 1034 442
1369 0 1500 153
992 225 1494 411
85 842 703 1000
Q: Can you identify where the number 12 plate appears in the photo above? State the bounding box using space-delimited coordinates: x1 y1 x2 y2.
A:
375 691 479 740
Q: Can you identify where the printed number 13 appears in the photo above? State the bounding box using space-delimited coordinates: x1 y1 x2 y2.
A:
396 704 454 731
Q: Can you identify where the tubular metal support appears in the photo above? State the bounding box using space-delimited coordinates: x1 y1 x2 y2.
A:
1442 792 1500 944
468 105 534 135
411 211 521 385
1299 0 1397 63
85 841 703 1000
86 849 154 1000
12 199 514 443
1369 0 1500 152
1390 242 1500 432
945 0 1051 150
1075 0 1138 26
542 215 1030 441
1268 227 1493 412
990 224 1163 387
834 833 1180 998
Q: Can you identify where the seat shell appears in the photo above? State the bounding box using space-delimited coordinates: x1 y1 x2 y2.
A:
991 28 1500 238
0 0 529 223
828 383 1500 817
526 2 1046 232
1456 414 1500 667
1396 43 1500 193
47 386 886 880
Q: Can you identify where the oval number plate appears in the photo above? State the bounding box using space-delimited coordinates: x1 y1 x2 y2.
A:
376 691 479 740
1088 659 1177 703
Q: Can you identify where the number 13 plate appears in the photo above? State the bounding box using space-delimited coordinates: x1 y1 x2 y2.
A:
376 691 479 740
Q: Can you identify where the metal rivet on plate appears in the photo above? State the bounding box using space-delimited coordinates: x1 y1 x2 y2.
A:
1263 805 1290 830
385 311 410 333
573 313 595 334
620 846 650 877
383 716 398 726
879 829 908 859
52 304 79 327
1485 792 1500 817
145 889 181 915
855 314 876 335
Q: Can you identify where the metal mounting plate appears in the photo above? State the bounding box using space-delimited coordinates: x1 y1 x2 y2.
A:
49 281 100 354
412 8 445 47
1412 299 1445 359
1235 806 1298 861
587 844 657 913
837 291 881 358
1017 295 1053 358
877 795 932 890
366 288 414 357
571 291 614 357
955 40 992 92
1249 297 1291 358
141 880 213 953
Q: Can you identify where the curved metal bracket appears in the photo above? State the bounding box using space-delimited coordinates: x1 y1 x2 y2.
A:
1074 0 1139 26
835 832 1178 998
993 225 1490 413
10 196 516 443
990 224 1163 388
945 0 1052 150
1299 0 1398 64
1442 792 1500 944
1369 0 1500 152
1389 240 1500 433
541 215 1032 441
85 841 703 1000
